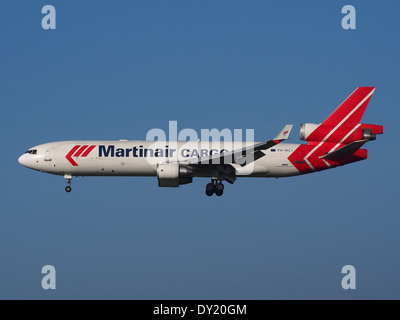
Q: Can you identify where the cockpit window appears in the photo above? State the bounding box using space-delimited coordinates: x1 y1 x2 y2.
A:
25 149 37 155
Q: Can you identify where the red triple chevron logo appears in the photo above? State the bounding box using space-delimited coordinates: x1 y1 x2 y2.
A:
66 145 96 166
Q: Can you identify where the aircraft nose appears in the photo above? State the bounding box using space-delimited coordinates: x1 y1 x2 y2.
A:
18 154 28 167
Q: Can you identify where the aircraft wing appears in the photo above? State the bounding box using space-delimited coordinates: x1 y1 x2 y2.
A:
185 124 293 167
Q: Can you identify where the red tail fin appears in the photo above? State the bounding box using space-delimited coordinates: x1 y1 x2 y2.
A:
322 87 375 127
305 87 377 143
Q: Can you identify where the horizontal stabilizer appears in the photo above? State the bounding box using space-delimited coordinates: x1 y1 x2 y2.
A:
319 140 368 160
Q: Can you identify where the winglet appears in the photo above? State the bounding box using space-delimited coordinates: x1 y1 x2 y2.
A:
274 125 293 141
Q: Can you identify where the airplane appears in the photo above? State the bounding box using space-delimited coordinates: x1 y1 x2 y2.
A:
18 87 383 196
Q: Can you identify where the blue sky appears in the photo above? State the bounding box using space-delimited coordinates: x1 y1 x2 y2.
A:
0 1 399 299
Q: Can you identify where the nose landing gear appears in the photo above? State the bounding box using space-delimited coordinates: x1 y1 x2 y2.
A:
205 179 225 197
64 174 72 193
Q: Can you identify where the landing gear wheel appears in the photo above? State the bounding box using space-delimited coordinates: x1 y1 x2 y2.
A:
205 181 225 197
215 182 224 196
206 183 215 196
64 175 72 193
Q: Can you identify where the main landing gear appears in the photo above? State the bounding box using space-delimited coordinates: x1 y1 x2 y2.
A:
64 174 72 193
205 180 224 197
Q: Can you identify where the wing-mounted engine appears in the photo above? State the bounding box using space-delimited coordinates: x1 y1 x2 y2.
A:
157 164 193 187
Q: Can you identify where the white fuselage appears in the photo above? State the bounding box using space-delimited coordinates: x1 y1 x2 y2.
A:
18 141 301 178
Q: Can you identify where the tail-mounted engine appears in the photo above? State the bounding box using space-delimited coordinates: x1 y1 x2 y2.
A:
299 123 320 141
157 164 193 187
300 123 383 144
